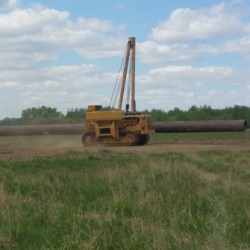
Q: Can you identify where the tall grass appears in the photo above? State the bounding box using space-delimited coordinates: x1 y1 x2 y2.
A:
0 150 249 249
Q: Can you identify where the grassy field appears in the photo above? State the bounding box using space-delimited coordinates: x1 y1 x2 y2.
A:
0 133 250 249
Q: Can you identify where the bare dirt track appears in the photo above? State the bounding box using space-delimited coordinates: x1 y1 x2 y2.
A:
0 133 250 160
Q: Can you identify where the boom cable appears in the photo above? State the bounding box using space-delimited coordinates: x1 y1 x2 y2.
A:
109 46 127 109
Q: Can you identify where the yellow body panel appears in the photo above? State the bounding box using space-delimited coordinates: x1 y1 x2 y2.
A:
83 105 154 146
86 110 123 121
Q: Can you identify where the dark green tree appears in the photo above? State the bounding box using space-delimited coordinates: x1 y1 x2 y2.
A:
65 108 86 119
19 106 64 124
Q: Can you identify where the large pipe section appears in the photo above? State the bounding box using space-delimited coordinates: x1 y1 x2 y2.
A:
0 124 84 136
152 120 247 133
0 120 247 136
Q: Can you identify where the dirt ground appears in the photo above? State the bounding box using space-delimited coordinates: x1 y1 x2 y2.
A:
0 137 250 160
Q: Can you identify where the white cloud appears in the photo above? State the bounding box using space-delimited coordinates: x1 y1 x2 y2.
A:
138 41 202 63
0 81 20 88
150 3 241 43
138 2 250 64
147 65 234 87
0 1 250 118
138 40 239 64
196 89 244 108
0 0 19 11
0 7 68 35
222 35 250 59
244 23 250 33
0 61 118 117
44 64 101 77
0 5 125 70
177 92 194 99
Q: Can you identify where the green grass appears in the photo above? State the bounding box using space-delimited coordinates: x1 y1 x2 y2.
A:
0 149 250 249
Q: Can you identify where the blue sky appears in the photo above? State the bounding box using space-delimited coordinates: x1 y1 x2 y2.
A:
0 0 250 119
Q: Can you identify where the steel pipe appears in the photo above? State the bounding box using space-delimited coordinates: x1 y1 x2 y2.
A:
152 120 247 133
0 124 84 136
0 120 247 136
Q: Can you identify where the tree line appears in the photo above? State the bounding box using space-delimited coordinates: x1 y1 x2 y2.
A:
0 106 85 125
0 105 249 127
143 105 250 123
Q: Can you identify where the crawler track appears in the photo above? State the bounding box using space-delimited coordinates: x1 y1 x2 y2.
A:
82 133 149 146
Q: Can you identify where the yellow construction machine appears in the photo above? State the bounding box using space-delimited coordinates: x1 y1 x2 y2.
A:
82 37 154 146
